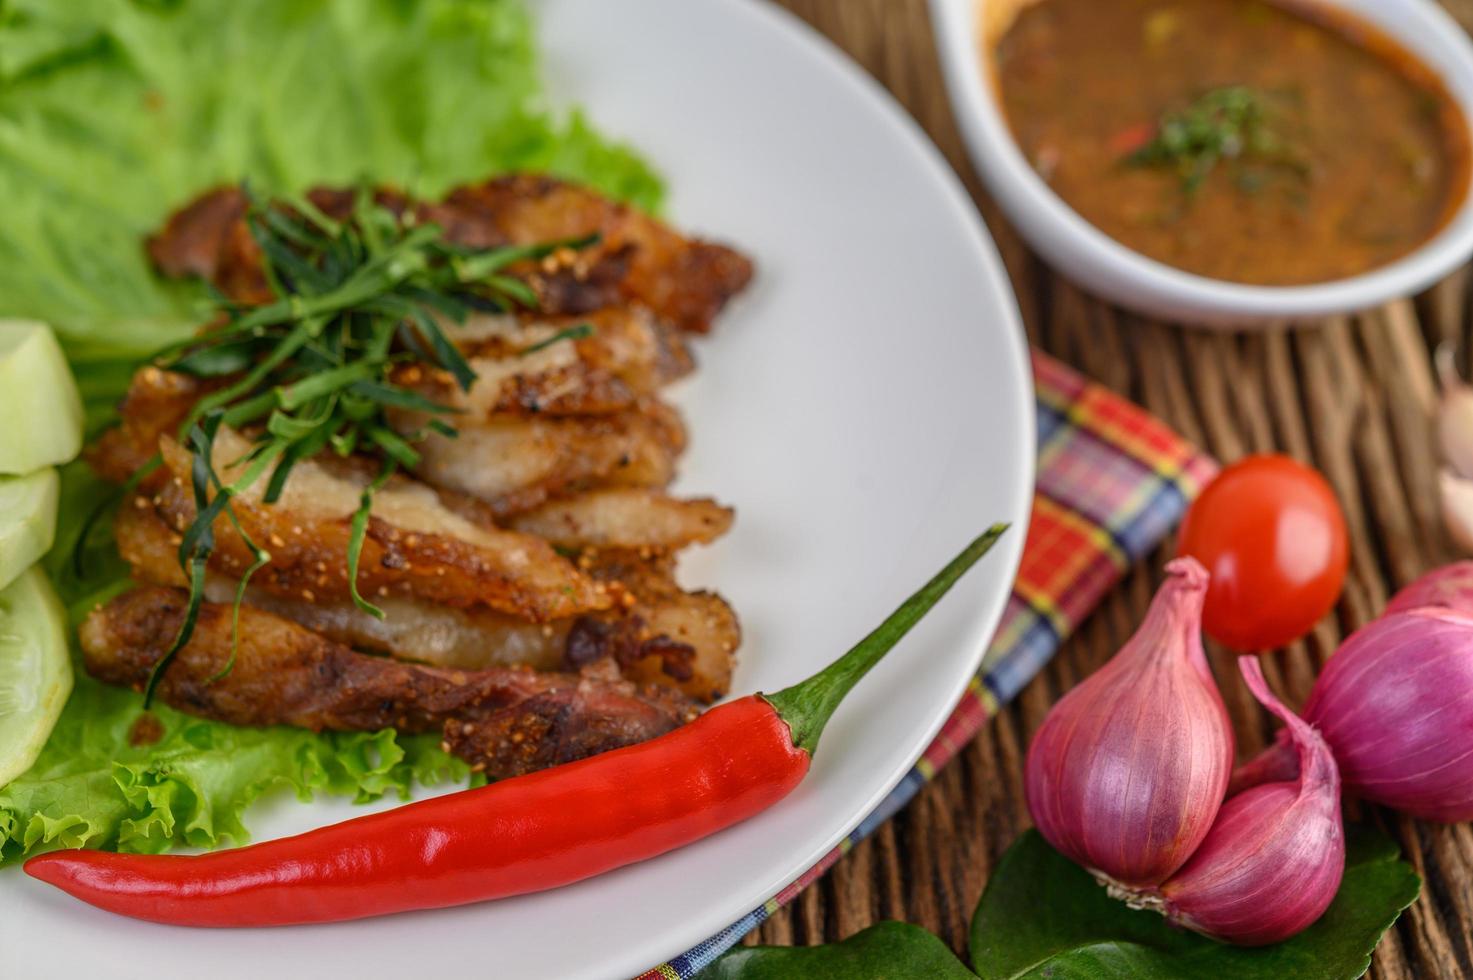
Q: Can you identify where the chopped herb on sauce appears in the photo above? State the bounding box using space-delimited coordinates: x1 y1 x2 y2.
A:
1126 86 1308 196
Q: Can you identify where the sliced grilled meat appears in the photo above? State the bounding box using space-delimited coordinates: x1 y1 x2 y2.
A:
144 425 609 621
430 175 753 332
120 500 737 701
394 306 694 418
86 366 204 485
81 587 697 779
146 176 753 332
507 488 733 551
398 398 686 518
580 550 740 702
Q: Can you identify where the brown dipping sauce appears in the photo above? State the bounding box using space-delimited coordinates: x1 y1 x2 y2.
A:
992 0 1472 285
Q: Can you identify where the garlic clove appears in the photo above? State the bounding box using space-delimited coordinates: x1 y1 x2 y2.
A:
1437 344 1473 481
1159 657 1344 946
1024 557 1235 888
1386 560 1473 615
1304 607 1473 822
1440 468 1473 555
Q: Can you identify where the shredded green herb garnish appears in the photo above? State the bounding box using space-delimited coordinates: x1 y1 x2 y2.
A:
1126 86 1307 195
520 322 594 356
137 184 598 705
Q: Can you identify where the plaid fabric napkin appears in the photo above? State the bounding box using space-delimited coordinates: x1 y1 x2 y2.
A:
638 350 1218 980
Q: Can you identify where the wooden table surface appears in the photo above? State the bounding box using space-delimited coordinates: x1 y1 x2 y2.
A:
747 2 1473 976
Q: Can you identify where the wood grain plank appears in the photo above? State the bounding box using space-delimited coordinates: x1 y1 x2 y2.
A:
745 3 1473 978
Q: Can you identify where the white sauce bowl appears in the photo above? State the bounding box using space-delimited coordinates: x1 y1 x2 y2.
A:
930 0 1473 326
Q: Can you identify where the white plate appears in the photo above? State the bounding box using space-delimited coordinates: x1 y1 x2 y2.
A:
1 0 1033 976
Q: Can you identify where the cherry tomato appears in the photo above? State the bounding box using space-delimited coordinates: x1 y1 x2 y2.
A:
1177 454 1349 652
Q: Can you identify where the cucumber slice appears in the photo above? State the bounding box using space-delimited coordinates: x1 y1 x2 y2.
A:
0 468 59 592
0 566 72 788
0 321 84 474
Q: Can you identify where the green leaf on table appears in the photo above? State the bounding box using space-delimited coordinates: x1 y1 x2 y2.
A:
969 827 1420 980
704 921 976 980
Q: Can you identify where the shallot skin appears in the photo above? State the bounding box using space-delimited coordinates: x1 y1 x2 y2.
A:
1386 562 1473 616
1162 659 1344 946
1025 558 1235 887
1303 608 1473 822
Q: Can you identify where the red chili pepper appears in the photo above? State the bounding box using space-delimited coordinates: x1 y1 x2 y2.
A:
1109 120 1157 156
26 526 1006 927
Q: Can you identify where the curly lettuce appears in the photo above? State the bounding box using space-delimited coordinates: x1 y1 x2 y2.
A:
0 0 663 862
0 677 468 861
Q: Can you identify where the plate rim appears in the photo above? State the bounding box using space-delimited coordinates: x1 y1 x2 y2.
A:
603 0 1036 973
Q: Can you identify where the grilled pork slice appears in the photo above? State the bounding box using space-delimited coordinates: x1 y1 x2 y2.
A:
148 184 629 313
145 185 265 304
119 503 738 701
581 550 740 703
81 587 697 779
147 176 753 332
430 175 753 333
399 398 687 518
144 425 608 621
91 351 697 532
146 186 426 303
218 587 573 672
507 488 733 551
88 309 689 494
393 307 694 418
86 366 204 484
236 587 736 702
233 587 737 703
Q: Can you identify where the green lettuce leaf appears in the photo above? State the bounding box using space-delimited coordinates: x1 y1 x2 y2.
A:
0 0 662 358
0 677 467 861
0 0 662 863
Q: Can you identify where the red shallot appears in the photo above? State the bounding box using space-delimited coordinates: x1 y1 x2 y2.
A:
1236 606 1473 822
1024 558 1235 887
1156 658 1344 945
